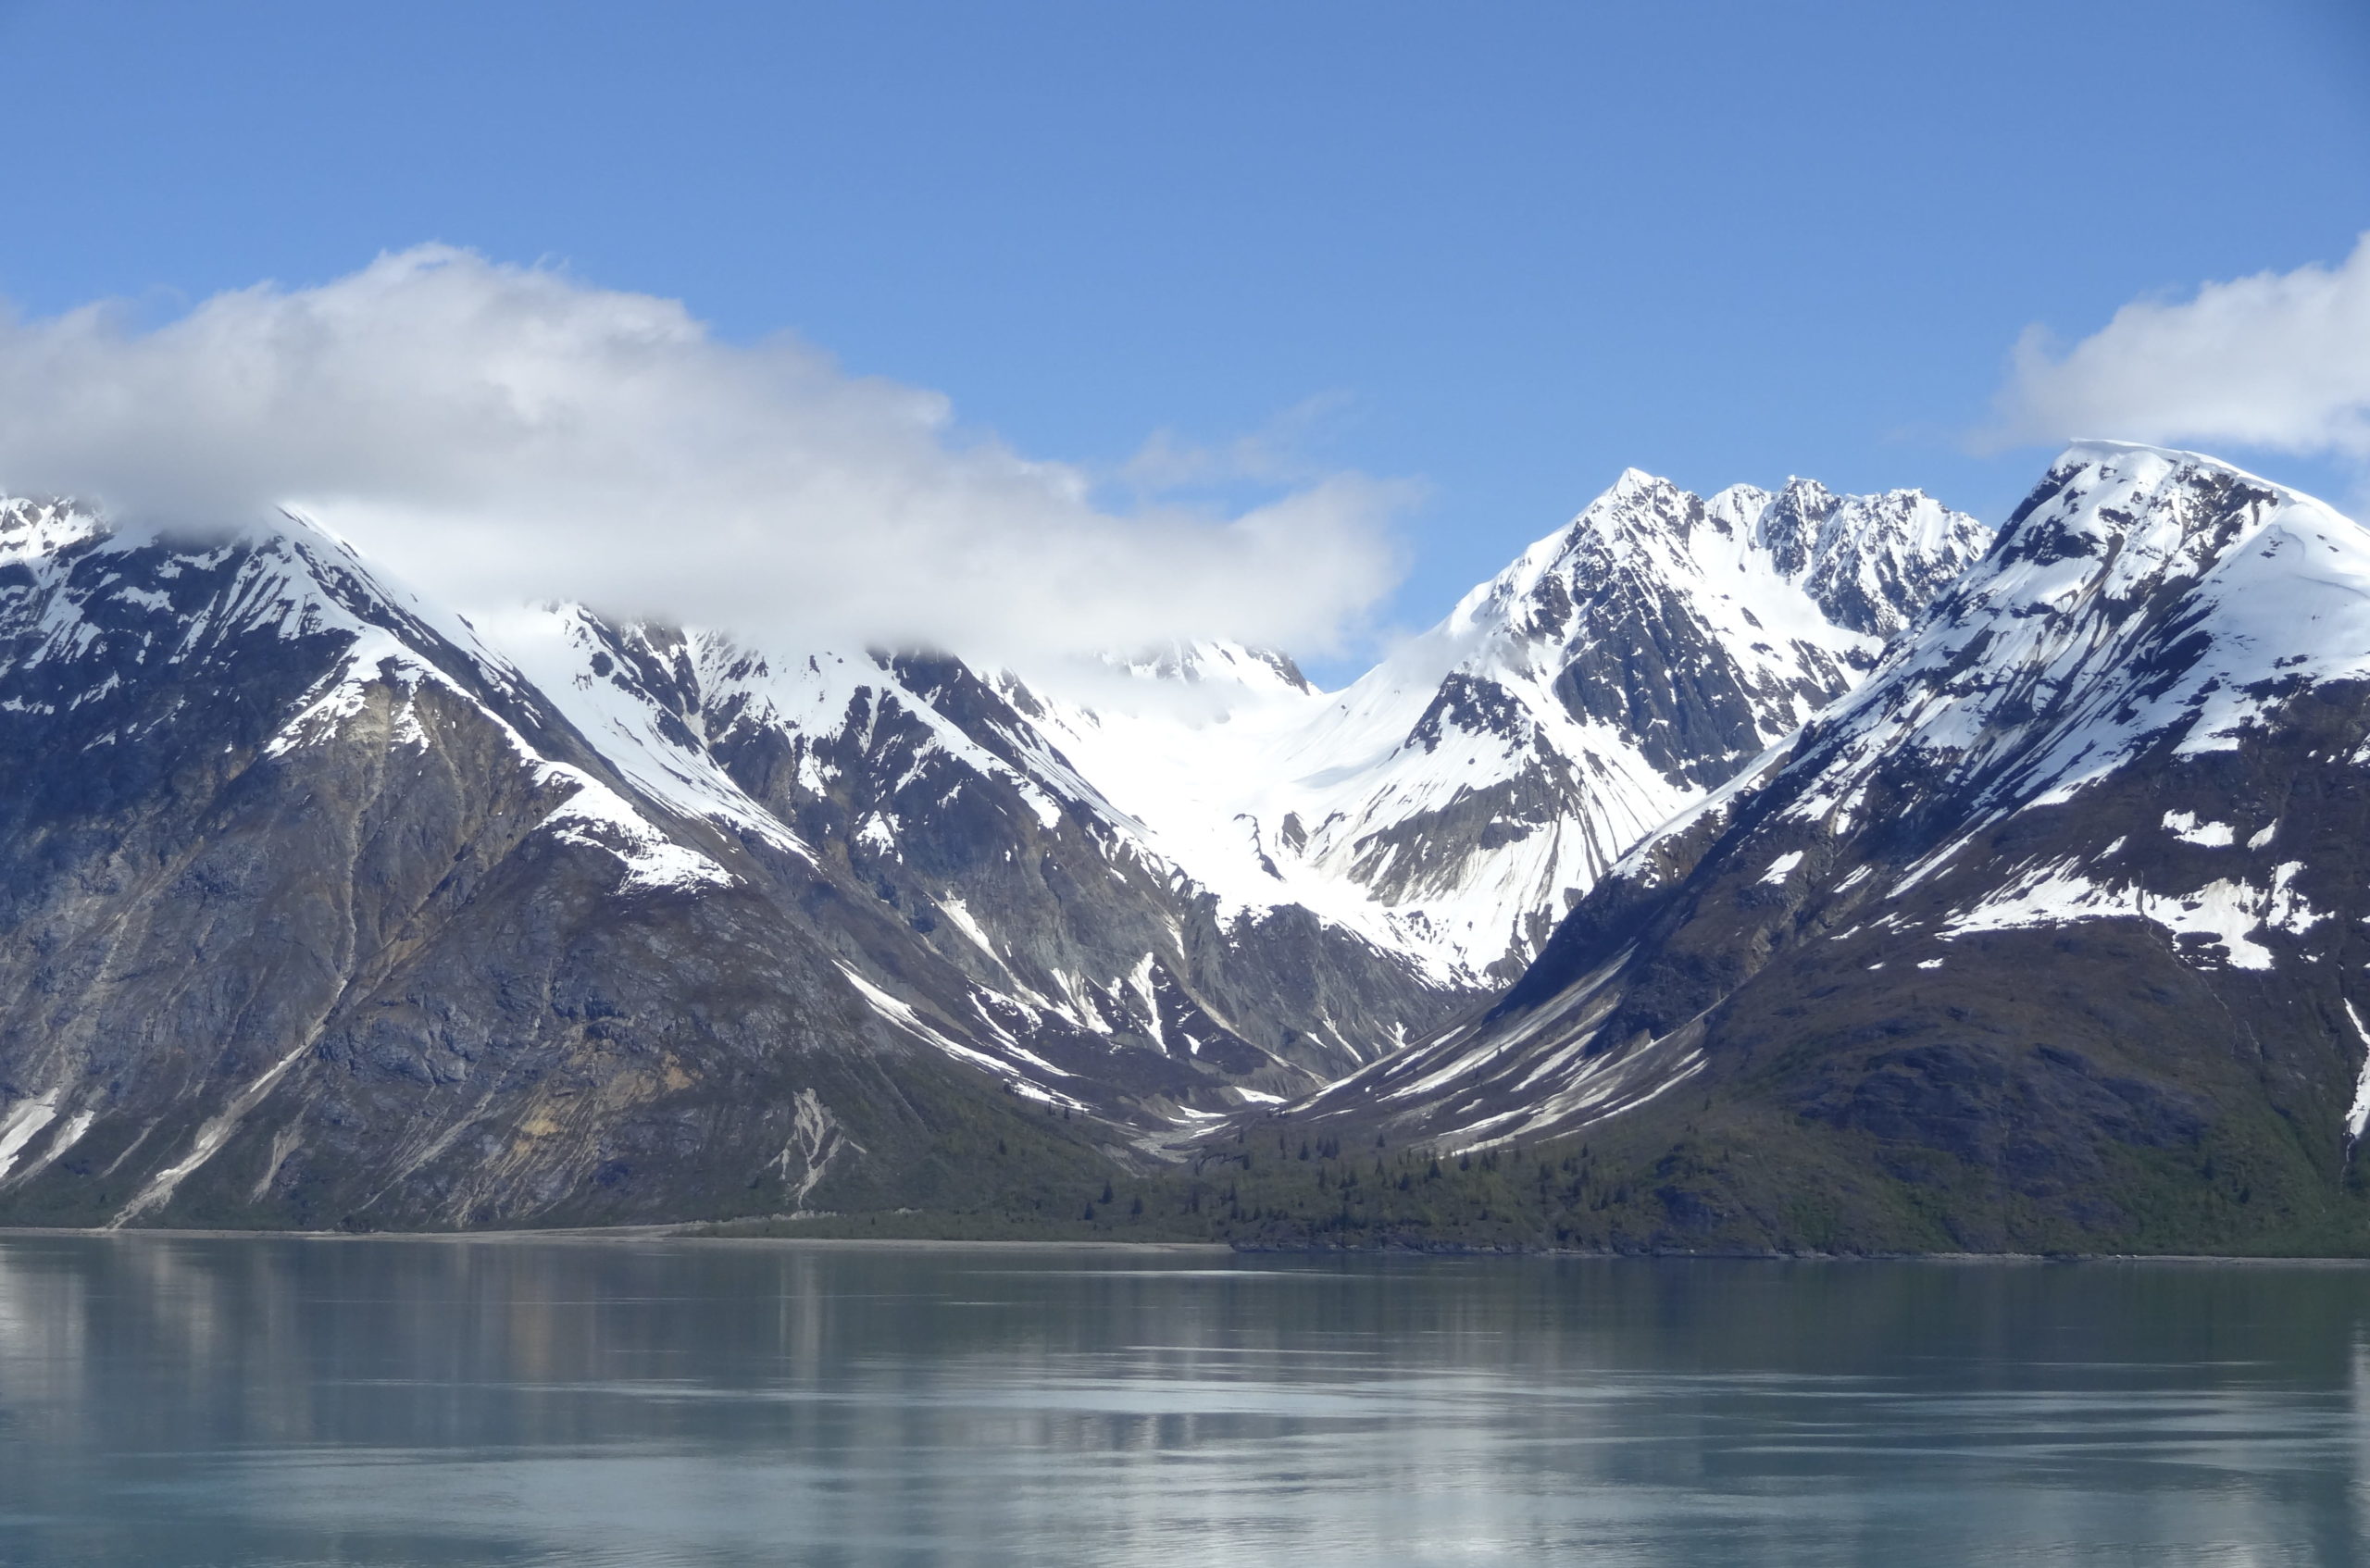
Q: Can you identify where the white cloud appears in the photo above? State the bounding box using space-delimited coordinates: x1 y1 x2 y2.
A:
0 246 1409 666
1984 233 2370 460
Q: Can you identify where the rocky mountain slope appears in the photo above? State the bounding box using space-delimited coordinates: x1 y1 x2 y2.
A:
0 465 1981 1231
0 504 1453 1229
1279 443 2370 1255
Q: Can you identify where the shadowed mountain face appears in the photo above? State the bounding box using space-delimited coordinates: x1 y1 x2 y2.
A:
1280 445 2370 1255
0 465 1984 1232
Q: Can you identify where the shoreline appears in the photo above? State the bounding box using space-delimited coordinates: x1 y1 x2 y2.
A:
0 1225 1232 1252
1 1226 2366 1264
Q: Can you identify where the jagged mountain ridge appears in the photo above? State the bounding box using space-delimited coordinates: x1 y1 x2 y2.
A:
1280 443 2370 1254
1023 474 1987 982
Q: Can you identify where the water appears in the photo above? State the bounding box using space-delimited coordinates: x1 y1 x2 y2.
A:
0 1237 2366 1565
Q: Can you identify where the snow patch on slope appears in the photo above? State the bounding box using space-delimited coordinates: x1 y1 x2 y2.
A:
2164 811 2236 847
536 766 736 892
2347 1002 2370 1145
1941 856 2321 970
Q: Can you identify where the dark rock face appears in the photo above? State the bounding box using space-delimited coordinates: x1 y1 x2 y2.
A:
1279 446 2370 1254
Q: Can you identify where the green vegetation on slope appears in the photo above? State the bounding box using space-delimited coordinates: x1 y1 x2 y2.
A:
712 1094 2370 1256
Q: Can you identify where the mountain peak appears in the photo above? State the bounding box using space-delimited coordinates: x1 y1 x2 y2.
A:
1453 468 1989 653
0 497 107 567
2028 440 2351 531
1776 442 2370 841
1996 441 2355 604
2053 437 2280 476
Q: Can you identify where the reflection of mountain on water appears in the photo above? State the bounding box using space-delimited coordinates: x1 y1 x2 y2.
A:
0 1237 2364 1562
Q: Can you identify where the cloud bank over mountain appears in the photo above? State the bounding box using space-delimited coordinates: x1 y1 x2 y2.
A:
1987 233 2370 465
0 246 1408 666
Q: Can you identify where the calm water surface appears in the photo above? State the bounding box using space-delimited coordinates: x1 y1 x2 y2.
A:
0 1236 2365 1565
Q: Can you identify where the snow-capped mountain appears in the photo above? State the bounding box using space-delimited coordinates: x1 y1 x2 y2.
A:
0 462 1984 1230
1283 444 2370 1254
0 500 1478 1229
1023 474 1987 982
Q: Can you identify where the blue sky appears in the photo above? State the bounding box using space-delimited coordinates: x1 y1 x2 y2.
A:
1 0 2365 677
